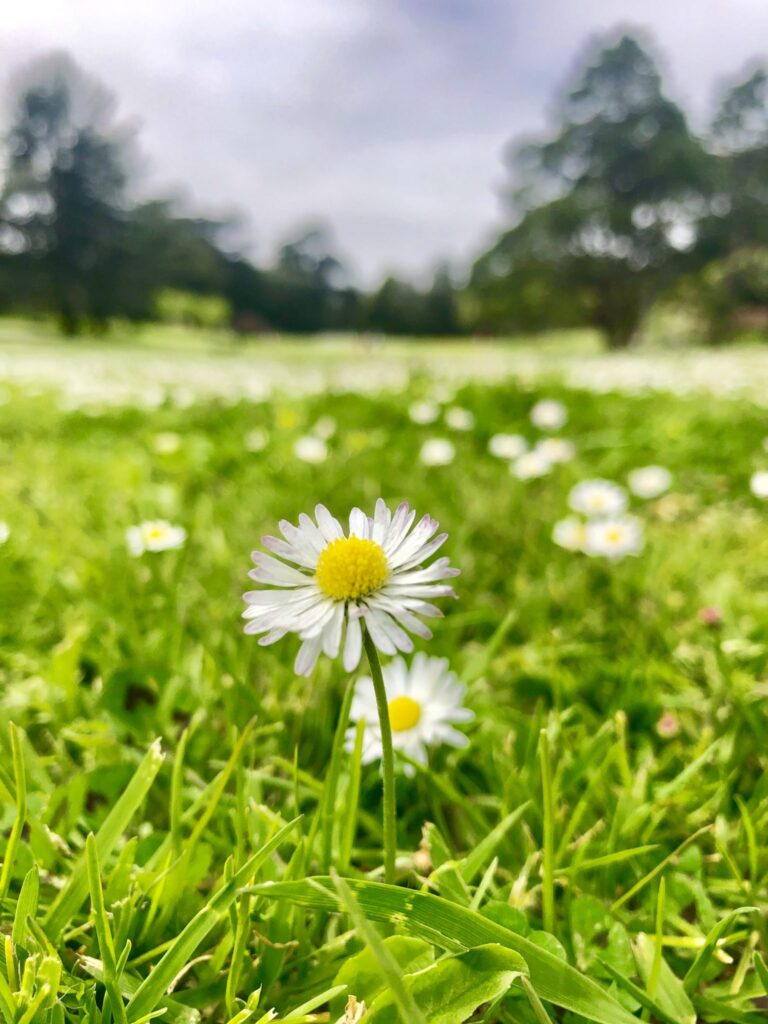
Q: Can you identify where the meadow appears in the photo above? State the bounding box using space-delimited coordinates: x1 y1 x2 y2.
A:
1 325 768 1023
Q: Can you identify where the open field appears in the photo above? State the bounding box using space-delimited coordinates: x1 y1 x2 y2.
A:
1 323 768 1023
6 319 768 407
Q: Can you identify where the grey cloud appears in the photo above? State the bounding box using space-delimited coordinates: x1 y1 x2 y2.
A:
1 1 768 281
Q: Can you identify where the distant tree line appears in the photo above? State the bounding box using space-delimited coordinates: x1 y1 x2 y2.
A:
6 40 768 346
470 32 768 347
0 54 461 337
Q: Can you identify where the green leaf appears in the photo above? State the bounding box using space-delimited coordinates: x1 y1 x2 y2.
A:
11 867 39 949
249 877 640 1024
634 933 696 1024
366 944 526 1024
332 936 434 1017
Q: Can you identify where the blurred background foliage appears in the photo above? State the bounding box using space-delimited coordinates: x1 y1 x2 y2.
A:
5 33 768 346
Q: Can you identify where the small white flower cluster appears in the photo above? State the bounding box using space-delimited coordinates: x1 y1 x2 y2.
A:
553 480 644 561
410 398 475 467
552 464 671 560
0 521 10 545
488 399 575 479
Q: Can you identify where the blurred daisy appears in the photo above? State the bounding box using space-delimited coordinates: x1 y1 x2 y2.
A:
583 516 644 560
244 428 269 452
569 479 627 518
346 653 473 774
126 520 186 557
552 516 586 552
294 436 328 464
750 471 768 499
488 433 528 460
628 465 672 499
530 399 567 431
444 406 475 431
312 415 337 440
409 400 440 425
0 522 9 545
420 438 455 466
511 450 551 479
535 437 575 463
243 500 459 676
152 431 182 454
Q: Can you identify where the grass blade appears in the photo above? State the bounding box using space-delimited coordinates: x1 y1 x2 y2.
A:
45 739 165 939
126 816 301 1021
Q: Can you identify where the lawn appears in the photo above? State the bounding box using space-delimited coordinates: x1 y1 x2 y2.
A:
0 325 767 1023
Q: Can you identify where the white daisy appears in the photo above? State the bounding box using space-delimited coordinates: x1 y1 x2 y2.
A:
152 431 182 455
346 653 473 774
409 400 440 425
535 437 575 463
488 433 528 460
419 438 455 466
244 428 269 452
312 415 337 440
243 500 459 676
294 436 328 464
511 450 552 479
552 516 586 552
568 479 627 518
444 406 475 431
583 516 644 560
0 522 9 545
628 465 672 499
530 398 567 431
750 471 768 499
126 520 187 557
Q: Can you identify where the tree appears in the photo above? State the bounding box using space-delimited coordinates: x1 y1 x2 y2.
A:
424 265 461 336
708 65 768 252
0 54 134 333
471 33 715 347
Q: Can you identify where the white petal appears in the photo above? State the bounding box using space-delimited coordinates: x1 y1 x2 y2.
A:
294 634 323 676
383 504 416 555
315 504 344 542
387 515 441 568
321 603 345 658
249 552 310 586
366 608 414 654
261 535 316 568
348 507 370 538
343 614 363 671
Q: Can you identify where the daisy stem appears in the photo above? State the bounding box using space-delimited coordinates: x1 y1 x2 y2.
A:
362 625 397 885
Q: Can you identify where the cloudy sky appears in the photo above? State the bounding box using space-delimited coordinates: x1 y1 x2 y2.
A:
2 1 767 282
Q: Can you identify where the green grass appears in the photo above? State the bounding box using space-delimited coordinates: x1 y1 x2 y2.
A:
0 334 767 1022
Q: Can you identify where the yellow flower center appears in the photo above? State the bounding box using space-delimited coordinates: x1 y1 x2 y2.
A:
605 527 623 543
147 527 166 541
315 537 389 601
388 695 422 732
